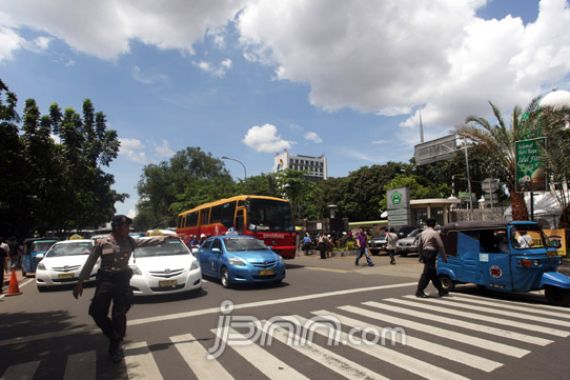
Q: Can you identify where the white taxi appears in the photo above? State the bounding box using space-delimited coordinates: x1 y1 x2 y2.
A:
129 237 201 296
35 239 98 291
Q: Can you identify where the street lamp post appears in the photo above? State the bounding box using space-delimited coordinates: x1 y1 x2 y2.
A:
221 156 247 180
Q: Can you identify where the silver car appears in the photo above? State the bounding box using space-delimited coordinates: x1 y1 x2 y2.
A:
396 228 422 256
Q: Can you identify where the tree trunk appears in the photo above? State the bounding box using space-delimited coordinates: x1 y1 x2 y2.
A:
510 189 529 221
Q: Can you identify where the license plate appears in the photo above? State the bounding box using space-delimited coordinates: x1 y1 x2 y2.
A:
159 280 177 288
58 273 74 279
259 269 274 276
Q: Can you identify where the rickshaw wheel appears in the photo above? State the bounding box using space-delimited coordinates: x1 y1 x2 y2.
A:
545 286 570 306
439 275 455 291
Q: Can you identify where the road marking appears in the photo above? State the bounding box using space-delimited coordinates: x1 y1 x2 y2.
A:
19 278 34 288
311 310 502 372
374 299 552 346
0 327 98 348
258 320 389 380
63 351 96 380
170 333 234 380
0 361 39 380
449 294 570 319
211 327 309 380
124 341 163 380
426 298 570 327
339 305 530 358
402 295 569 337
456 292 570 312
128 282 416 326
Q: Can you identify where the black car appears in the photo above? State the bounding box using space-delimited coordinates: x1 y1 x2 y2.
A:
368 235 387 255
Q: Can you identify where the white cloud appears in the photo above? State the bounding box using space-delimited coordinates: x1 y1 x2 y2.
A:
237 0 570 132
243 123 291 153
304 131 322 143
154 139 175 158
132 65 168 84
0 0 247 60
127 207 138 219
193 58 232 78
0 26 24 61
119 137 147 164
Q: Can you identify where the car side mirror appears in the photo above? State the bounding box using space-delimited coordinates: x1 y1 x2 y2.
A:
212 247 221 253
191 247 199 255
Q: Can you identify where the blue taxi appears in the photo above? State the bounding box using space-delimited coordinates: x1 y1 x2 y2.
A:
198 235 286 288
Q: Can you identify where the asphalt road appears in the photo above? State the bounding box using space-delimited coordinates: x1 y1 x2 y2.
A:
1 253 569 380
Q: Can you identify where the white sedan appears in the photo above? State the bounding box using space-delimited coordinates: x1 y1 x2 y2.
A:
35 239 98 291
129 237 202 296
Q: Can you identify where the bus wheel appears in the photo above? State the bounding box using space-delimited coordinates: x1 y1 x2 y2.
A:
220 267 231 288
439 275 455 292
545 286 570 306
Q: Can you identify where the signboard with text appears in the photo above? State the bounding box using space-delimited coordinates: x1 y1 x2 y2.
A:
515 138 547 192
414 135 457 166
387 187 410 226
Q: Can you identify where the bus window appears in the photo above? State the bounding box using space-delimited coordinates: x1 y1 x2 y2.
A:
187 212 198 227
177 216 186 228
200 209 210 225
221 202 236 228
211 205 223 224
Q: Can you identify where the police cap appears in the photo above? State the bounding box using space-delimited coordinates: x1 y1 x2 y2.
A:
111 215 133 226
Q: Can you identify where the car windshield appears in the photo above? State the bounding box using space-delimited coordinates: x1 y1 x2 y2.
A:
134 240 189 258
248 199 294 232
407 229 421 238
31 241 57 252
223 238 268 252
511 224 547 249
46 242 93 257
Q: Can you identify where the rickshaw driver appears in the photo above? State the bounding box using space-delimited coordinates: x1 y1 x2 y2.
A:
416 218 448 298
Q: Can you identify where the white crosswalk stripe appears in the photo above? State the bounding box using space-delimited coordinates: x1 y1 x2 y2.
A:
0 361 39 380
211 326 309 380
402 295 569 337
421 297 570 327
307 311 502 373
371 299 553 346
338 305 530 357
170 333 234 380
124 341 163 380
455 292 570 312
257 319 389 380
448 293 570 319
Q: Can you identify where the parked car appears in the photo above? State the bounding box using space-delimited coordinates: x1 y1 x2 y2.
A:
368 235 387 255
129 237 202 296
23 238 59 277
397 228 422 256
198 235 286 288
35 239 97 291
394 225 420 239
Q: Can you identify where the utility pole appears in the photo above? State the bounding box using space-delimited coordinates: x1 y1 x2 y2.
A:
463 138 473 221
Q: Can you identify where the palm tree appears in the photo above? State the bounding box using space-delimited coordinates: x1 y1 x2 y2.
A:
458 101 538 221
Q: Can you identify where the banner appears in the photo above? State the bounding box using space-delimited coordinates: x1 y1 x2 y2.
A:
515 138 547 192
544 229 567 256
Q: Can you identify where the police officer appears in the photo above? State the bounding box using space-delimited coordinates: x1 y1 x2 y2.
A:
416 218 448 298
73 215 168 362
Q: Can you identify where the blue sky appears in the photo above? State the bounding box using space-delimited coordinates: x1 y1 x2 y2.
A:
1 0 569 217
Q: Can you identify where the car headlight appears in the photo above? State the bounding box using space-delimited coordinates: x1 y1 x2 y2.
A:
278 256 284 264
37 262 46 271
228 257 247 266
130 265 142 275
190 261 200 270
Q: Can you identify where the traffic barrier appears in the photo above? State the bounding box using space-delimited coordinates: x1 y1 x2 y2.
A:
5 270 22 296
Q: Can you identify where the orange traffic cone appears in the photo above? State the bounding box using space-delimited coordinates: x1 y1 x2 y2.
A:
5 270 22 296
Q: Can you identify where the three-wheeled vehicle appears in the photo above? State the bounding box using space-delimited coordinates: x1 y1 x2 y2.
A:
22 237 59 277
438 221 570 306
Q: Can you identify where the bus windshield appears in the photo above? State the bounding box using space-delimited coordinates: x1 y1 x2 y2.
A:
248 199 294 232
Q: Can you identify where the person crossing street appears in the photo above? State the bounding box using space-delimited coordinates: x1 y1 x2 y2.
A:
73 215 171 363
415 219 448 298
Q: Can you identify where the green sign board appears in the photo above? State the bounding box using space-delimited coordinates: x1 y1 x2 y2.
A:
515 138 547 192
391 192 402 206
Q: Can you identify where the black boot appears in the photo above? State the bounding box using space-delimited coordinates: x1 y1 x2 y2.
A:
109 339 124 363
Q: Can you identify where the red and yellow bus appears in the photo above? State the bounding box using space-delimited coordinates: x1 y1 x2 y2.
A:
176 195 296 259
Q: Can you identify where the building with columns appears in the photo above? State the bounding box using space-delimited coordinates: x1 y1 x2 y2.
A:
273 150 328 180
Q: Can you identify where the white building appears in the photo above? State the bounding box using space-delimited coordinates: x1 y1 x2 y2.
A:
274 150 328 180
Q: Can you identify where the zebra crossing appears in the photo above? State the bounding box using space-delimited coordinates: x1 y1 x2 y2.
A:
2 293 569 380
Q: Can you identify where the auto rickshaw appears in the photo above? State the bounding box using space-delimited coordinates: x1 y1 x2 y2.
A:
22 237 59 276
437 221 570 306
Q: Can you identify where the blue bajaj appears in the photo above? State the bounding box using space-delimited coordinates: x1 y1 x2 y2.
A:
438 221 570 306
22 238 59 276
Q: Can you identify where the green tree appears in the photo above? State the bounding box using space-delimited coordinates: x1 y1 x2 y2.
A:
459 101 532 220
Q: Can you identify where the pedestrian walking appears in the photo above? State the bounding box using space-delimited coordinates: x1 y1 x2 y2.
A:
385 227 398 265
415 218 448 298
302 233 312 256
0 237 9 293
73 215 172 363
317 232 327 259
355 229 374 266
